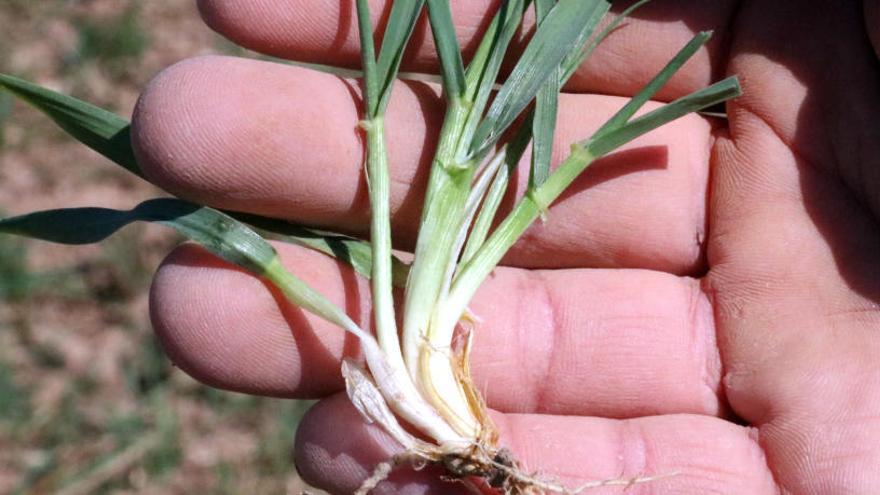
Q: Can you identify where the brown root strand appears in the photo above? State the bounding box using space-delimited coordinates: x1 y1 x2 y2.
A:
354 460 394 495
353 442 677 495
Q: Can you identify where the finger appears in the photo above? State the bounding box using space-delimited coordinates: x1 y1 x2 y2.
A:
294 393 777 495
197 0 738 101
709 1 880 492
132 56 714 274
151 241 723 418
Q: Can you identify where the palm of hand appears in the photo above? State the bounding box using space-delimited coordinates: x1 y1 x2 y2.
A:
134 1 880 493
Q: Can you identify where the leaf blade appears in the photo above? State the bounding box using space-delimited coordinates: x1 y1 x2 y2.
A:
0 198 275 274
459 0 526 151
469 0 610 158
425 0 466 99
585 76 742 157
594 30 712 137
355 0 380 116
528 0 559 188
374 0 426 115
0 198 371 335
561 0 652 82
236 213 410 287
0 75 402 284
0 73 142 178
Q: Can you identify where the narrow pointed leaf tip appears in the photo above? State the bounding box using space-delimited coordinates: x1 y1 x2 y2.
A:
586 76 741 157
0 74 401 282
470 0 610 157
0 198 276 275
0 73 142 178
594 30 712 138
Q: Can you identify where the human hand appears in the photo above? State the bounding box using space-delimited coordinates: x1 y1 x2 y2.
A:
132 1 880 493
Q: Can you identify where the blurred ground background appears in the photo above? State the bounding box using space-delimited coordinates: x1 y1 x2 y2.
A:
0 1 320 493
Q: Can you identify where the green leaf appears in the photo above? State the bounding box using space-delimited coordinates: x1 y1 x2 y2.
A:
459 0 527 151
529 0 560 189
355 0 380 117
426 0 466 99
0 91 12 146
374 0 426 115
459 116 532 266
236 213 410 287
469 0 610 158
0 198 367 333
557 2 609 85
0 198 275 274
534 0 555 19
561 0 651 82
0 74 399 284
527 0 612 187
585 76 742 157
0 73 142 178
530 84 557 188
594 31 711 138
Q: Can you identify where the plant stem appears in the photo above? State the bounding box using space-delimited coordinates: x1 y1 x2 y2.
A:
266 256 465 445
438 145 596 336
402 98 474 381
362 117 406 374
459 118 532 267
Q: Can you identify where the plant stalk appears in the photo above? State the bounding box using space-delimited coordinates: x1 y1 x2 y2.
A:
435 145 596 342
401 98 474 381
362 117 406 375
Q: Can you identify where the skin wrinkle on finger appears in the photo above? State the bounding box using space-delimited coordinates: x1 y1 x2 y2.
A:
150 241 724 418
472 267 724 418
724 2 880 222
131 55 714 274
492 412 779 494
295 393 779 494
691 277 725 415
711 117 880 422
707 1 880 492
197 0 738 101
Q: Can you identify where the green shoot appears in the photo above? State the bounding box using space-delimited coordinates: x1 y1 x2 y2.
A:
459 118 532 267
0 199 351 331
